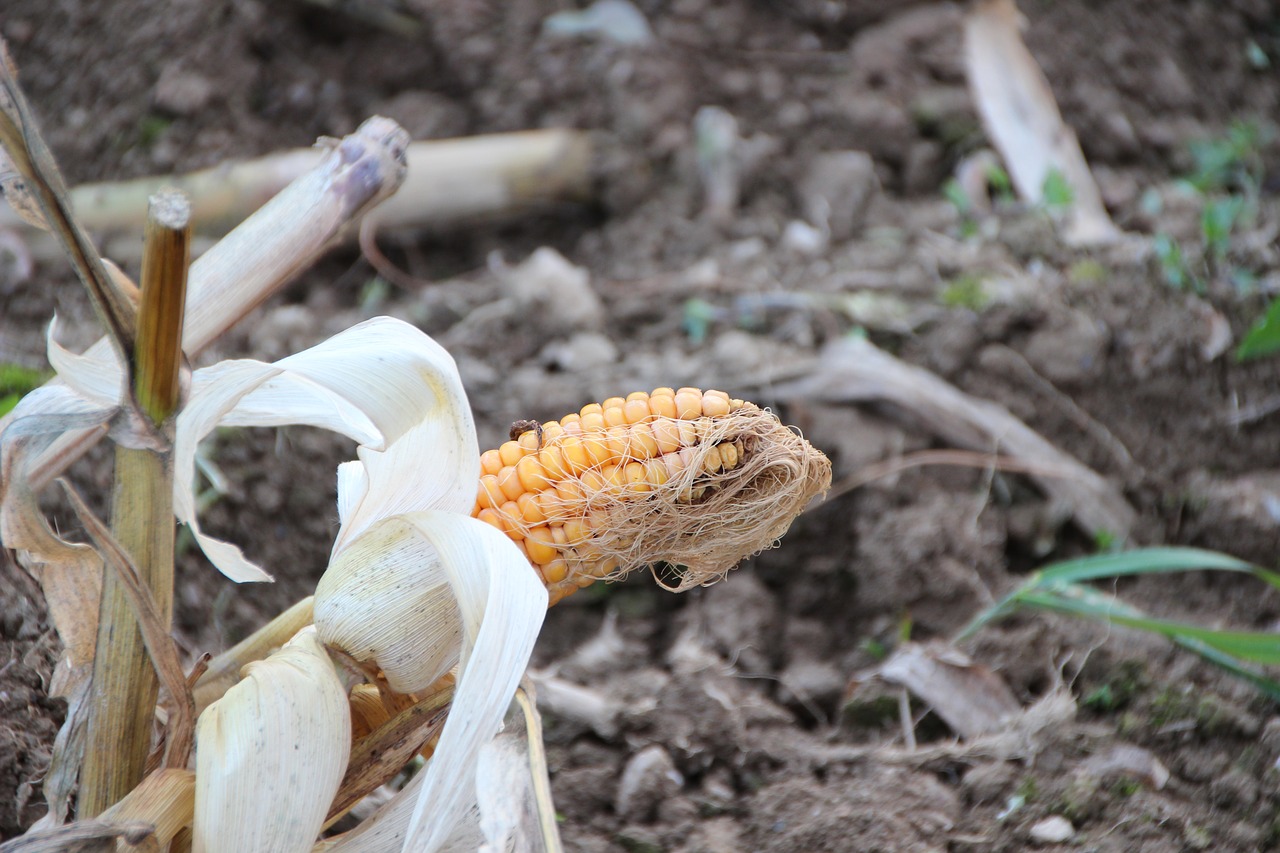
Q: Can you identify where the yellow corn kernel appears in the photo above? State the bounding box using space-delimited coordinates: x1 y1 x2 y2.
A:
480 449 504 476
582 433 613 468
476 508 503 532
517 492 546 525
562 517 591 545
601 463 627 490
478 474 504 510
497 502 522 536
602 396 626 411
560 412 581 428
626 390 650 402
580 402 602 417
603 404 628 429
517 430 540 452
623 461 650 492
539 445 570 481
497 466 524 502
674 390 703 419
542 421 565 442
498 441 525 468
701 391 731 418
579 411 605 433
648 393 677 419
525 527 558 565
643 457 670 487
650 419 682 454
628 422 659 459
517 455 551 493
604 426 630 459
559 435 591 474
623 398 651 425
542 559 569 585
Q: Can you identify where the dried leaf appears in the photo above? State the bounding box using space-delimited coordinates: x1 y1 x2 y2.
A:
964 0 1120 245
876 641 1021 739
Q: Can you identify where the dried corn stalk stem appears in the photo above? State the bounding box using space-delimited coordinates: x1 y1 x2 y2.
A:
473 388 830 604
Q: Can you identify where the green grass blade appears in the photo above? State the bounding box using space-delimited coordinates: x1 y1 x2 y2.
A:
1034 547 1256 585
1020 587 1280 664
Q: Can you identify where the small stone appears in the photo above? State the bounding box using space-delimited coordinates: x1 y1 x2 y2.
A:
781 219 827 255
1021 309 1109 386
1029 816 1074 844
797 150 880 242
960 762 1015 805
153 63 214 117
615 745 683 821
539 332 618 371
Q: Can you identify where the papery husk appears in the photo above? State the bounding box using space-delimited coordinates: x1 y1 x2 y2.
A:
314 517 463 694
193 627 350 853
100 768 196 850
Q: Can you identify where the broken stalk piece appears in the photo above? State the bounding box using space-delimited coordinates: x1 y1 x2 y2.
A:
80 190 191 817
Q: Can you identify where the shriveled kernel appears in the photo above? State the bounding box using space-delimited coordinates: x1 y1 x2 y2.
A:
478 475 504 509
517 492 546 525
648 394 677 419
551 525 569 548
501 467 531 503
498 441 525 468
480 449 504 476
719 441 739 469
702 444 723 473
701 392 731 418
623 398 651 425
525 527 557 565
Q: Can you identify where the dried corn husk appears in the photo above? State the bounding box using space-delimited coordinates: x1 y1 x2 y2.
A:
193 627 350 853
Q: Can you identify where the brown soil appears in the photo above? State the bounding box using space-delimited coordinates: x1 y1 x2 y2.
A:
3 0 1280 850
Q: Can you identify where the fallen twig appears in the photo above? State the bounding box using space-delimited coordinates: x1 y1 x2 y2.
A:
773 335 1137 540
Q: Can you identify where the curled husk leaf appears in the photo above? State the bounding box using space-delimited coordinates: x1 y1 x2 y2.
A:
193 626 350 853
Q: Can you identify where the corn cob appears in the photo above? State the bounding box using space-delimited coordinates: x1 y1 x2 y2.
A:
472 387 830 605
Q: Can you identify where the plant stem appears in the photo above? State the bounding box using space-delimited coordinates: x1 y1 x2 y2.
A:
79 191 190 816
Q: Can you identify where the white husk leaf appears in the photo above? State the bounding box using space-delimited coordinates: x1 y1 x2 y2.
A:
317 513 547 853
194 626 350 853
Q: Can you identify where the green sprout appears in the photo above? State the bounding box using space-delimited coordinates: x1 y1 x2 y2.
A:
958 547 1280 701
1237 298 1280 361
0 362 49 416
1040 168 1075 213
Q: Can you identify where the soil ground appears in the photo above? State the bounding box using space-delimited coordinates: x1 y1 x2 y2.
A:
2 1 1280 850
